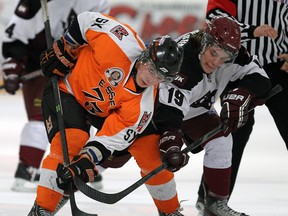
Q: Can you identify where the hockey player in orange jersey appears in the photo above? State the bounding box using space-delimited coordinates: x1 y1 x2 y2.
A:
27 11 184 215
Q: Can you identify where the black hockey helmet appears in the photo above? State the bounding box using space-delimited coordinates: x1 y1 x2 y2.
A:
139 35 184 82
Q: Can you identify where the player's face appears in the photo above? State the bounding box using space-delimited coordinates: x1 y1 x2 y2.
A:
200 45 231 74
135 61 164 88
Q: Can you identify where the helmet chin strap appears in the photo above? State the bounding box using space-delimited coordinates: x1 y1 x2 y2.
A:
198 47 206 60
131 61 146 93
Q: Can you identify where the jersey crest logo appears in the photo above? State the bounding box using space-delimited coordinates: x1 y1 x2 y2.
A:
191 89 217 110
105 68 124 86
110 25 129 40
136 111 152 132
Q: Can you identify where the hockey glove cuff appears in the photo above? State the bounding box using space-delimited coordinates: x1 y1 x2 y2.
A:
159 129 189 172
40 35 79 79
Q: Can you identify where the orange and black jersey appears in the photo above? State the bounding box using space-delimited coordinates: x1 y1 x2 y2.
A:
59 12 158 153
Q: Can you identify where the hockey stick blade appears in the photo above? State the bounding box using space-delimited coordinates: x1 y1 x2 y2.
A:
69 184 98 216
73 84 283 204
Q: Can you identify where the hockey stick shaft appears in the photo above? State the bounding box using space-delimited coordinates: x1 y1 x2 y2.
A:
20 70 43 80
39 0 70 173
0 71 43 90
74 84 283 204
39 1 96 215
40 0 52 49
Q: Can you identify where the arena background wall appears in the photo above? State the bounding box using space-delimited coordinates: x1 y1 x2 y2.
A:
0 0 208 84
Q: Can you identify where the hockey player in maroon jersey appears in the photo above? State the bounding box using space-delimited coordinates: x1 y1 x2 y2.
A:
150 16 271 216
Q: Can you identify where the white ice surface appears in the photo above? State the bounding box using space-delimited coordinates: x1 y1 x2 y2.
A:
0 92 287 216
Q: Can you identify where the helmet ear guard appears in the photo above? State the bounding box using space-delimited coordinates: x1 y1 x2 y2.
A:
141 35 184 82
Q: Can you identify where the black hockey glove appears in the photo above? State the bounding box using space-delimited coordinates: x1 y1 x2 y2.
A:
40 36 78 79
56 153 99 191
220 87 255 136
2 57 26 94
159 129 189 172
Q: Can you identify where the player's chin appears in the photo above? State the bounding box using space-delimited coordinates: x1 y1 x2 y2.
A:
138 79 149 88
202 63 215 74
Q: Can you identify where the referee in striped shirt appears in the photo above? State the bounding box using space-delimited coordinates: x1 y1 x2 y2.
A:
196 0 288 214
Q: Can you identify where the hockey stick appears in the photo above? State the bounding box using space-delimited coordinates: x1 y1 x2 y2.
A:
0 71 43 91
73 84 283 204
39 0 97 215
19 70 43 80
